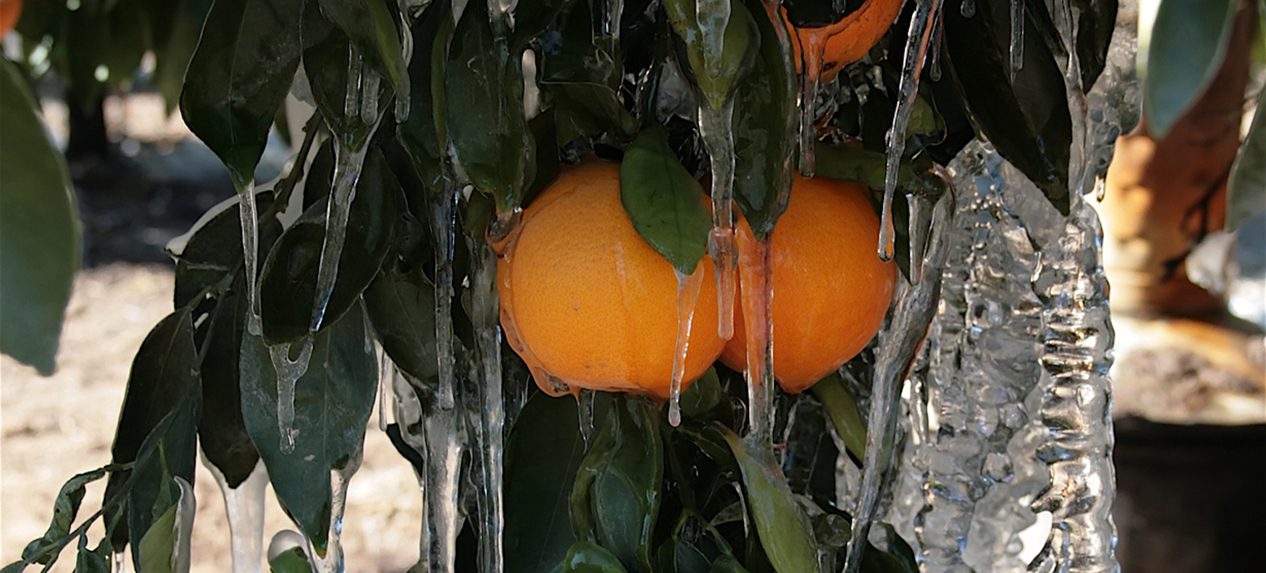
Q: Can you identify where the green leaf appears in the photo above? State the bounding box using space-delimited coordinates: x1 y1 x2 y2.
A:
1142 0 1239 138
505 393 591 573
100 308 200 550
269 547 315 573
810 372 867 460
19 467 111 566
720 428 817 573
398 0 448 190
240 304 377 552
620 126 712 275
259 147 399 344
180 0 304 190
663 0 759 110
154 3 208 114
512 0 576 52
126 391 201 569
444 0 531 214
657 512 740 573
1226 86 1266 231
859 524 918 573
571 396 664 573
198 273 262 488
561 541 631 573
316 0 408 96
732 0 796 241
135 477 195 573
362 263 439 385
942 0 1072 214
0 58 79 376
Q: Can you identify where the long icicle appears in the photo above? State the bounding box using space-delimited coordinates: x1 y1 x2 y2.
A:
879 0 944 262
737 237 775 445
206 458 269 573
468 233 505 573
239 181 262 335
699 100 739 342
843 181 954 573
669 266 706 427
433 184 459 411
424 395 464 573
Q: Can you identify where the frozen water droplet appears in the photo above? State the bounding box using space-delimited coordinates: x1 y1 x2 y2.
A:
698 100 738 342
878 188 897 262
395 0 414 123
378 348 393 432
205 457 268 573
1093 177 1106 202
311 139 374 332
736 236 774 445
433 185 459 411
269 337 314 454
669 266 706 427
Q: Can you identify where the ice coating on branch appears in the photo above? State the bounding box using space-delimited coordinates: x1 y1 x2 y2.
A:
577 388 597 446
360 70 381 125
467 233 506 573
843 178 954 573
669 266 706 427
307 449 362 573
206 457 268 573
239 181 263 335
270 337 314 453
737 237 775 445
880 0 944 262
345 46 363 120
433 186 459 411
424 398 465 573
698 100 738 342
696 0 731 78
1009 0 1025 82
310 139 372 332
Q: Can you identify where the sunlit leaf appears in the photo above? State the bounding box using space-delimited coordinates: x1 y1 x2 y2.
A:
0 59 79 376
1226 86 1266 231
1142 0 1239 138
621 126 712 275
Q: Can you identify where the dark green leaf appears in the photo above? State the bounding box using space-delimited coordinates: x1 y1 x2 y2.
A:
315 0 408 95
74 534 110 573
0 59 79 376
561 541 631 573
663 0 759 110
505 393 589 573
732 0 795 241
269 546 315 573
657 512 739 573
259 147 399 344
571 396 663 573
709 554 751 573
154 3 208 114
1073 0 1118 90
547 82 639 146
398 0 448 189
809 372 866 460
198 273 261 488
302 9 389 150
181 0 304 189
720 428 817 573
679 367 722 420
100 309 200 550
362 263 439 385
240 304 377 552
943 0 1072 214
1225 86 1266 231
171 192 281 309
444 0 531 214
1143 0 1238 138
513 0 577 51
620 127 712 275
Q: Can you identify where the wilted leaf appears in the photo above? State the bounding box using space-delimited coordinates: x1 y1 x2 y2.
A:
620 127 712 275
181 0 303 189
19 467 111 566
240 305 377 552
0 59 79 376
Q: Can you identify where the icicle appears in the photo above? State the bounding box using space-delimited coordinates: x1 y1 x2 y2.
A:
310 139 372 332
424 400 465 573
205 458 268 573
842 180 954 573
360 70 381 126
595 0 625 62
1093 177 1106 202
270 337 314 454
880 0 944 262
433 185 459 411
960 0 975 18
239 181 263 336
576 388 597 446
1053 0 1092 197
467 233 506 573
907 192 929 284
112 551 126 573
737 237 775 445
798 69 820 175
378 348 393 432
698 100 738 342
307 449 362 573
1009 0 1025 82
929 7 944 82
696 0 731 78
669 266 706 427
344 46 363 121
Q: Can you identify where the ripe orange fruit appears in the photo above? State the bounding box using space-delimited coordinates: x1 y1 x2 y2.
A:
0 0 23 37
774 0 905 84
720 175 896 393
496 160 725 400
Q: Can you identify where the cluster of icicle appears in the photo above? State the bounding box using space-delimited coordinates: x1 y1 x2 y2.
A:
207 0 1134 571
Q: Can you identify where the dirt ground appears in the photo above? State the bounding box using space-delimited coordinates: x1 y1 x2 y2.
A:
1 265 425 572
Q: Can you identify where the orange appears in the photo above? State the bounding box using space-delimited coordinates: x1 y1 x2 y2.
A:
496 160 725 400
773 0 905 84
0 0 22 37
720 175 896 393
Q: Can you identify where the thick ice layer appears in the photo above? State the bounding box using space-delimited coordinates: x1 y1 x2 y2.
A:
424 400 465 573
698 101 739 342
270 337 314 454
311 141 371 332
206 457 269 573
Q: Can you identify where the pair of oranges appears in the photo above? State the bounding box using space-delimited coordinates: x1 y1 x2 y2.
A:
496 0 903 400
